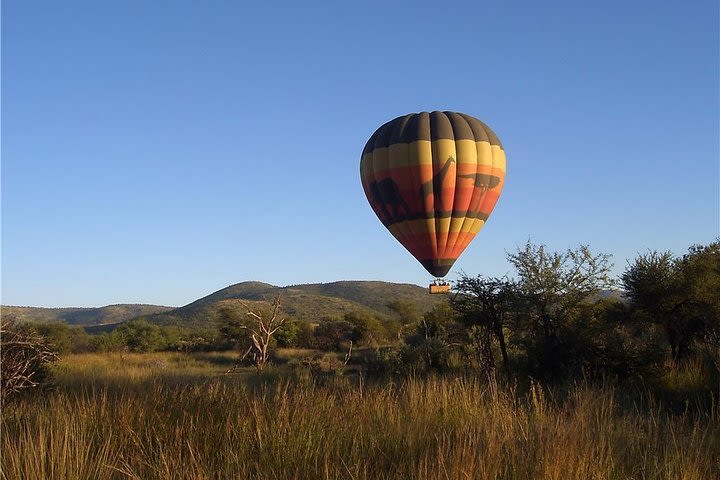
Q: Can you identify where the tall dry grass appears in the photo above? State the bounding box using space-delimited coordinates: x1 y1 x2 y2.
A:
2 353 718 480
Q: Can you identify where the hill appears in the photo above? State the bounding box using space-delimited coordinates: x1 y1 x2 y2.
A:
1 304 173 326
2 282 624 330
143 281 442 327
2 281 443 329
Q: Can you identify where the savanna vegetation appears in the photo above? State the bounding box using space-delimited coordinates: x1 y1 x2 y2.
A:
1 240 718 479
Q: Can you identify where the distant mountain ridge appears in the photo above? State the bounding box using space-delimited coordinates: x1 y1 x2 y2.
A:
2 281 442 328
1 304 173 326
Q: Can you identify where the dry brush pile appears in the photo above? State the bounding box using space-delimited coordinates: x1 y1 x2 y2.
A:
0 317 58 403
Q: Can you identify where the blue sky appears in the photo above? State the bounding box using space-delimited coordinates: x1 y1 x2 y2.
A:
3 1 718 307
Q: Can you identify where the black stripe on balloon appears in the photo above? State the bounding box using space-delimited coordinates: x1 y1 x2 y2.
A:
380 210 491 227
419 259 455 278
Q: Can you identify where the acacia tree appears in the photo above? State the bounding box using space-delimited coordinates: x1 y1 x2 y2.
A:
451 275 517 376
622 242 720 361
507 241 615 376
678 242 720 359
220 296 287 373
621 251 683 359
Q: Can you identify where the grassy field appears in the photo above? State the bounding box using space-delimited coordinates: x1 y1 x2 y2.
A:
1 351 718 479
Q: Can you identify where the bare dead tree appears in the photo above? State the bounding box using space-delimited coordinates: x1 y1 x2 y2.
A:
343 341 353 367
1 317 58 403
224 296 287 374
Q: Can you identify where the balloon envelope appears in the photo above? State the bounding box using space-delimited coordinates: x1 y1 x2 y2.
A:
360 111 506 277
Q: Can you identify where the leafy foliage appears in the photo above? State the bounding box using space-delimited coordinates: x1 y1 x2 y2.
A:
344 311 386 347
622 241 720 361
507 241 615 377
32 323 94 354
112 319 167 353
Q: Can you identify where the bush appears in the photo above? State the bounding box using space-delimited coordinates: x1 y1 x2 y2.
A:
112 319 166 353
622 242 720 361
92 332 126 352
313 319 354 351
33 323 95 354
344 311 386 347
274 319 300 348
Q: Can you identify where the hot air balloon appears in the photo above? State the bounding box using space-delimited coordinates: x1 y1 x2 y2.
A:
360 111 506 293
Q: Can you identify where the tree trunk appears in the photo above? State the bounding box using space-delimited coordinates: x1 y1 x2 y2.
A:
666 325 679 362
495 323 511 377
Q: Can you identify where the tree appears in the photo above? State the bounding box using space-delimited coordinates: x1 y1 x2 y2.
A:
622 242 720 361
92 331 126 352
113 319 166 353
621 251 684 359
398 302 459 373
274 319 300 348
677 242 720 353
219 296 287 373
507 241 614 376
387 299 422 326
344 311 385 347
312 319 354 351
417 301 455 341
387 299 422 342
34 323 94 354
293 321 316 349
451 275 518 376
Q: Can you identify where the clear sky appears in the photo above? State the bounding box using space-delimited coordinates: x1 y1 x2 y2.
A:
2 1 718 307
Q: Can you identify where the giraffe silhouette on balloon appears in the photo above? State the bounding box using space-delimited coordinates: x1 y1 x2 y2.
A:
419 156 456 206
